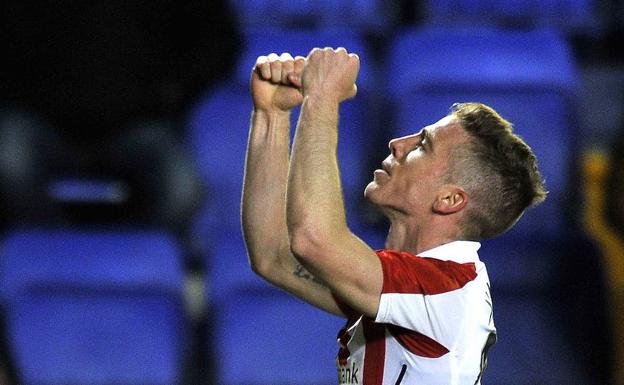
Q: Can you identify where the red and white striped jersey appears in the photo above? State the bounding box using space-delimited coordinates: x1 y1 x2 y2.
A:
335 241 496 385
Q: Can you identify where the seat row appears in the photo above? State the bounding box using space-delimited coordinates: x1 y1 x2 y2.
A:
226 0 598 34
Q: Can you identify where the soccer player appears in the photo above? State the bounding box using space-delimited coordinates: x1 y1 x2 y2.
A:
242 48 546 384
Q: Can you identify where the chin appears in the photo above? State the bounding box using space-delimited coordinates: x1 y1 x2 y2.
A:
364 181 382 204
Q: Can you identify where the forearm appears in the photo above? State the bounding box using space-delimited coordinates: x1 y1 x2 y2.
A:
242 109 293 275
287 95 349 248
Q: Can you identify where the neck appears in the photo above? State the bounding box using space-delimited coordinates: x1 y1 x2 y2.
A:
384 214 460 255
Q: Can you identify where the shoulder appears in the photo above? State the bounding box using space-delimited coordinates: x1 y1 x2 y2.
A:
376 249 478 295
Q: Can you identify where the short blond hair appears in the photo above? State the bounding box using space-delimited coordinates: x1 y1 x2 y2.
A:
447 102 547 240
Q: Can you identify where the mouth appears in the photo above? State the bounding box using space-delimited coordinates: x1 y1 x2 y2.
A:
381 161 391 175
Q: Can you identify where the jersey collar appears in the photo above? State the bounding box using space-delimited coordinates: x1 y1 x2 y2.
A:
417 240 481 264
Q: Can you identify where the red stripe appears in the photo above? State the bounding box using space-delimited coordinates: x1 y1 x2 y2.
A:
336 315 359 366
363 318 385 385
377 250 477 294
387 324 449 358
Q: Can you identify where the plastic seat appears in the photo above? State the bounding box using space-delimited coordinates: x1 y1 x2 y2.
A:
206 225 265 296
423 0 598 34
227 0 393 31
1 228 187 385
485 295 588 384
211 284 344 385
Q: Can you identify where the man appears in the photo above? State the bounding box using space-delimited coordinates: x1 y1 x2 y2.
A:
242 48 546 384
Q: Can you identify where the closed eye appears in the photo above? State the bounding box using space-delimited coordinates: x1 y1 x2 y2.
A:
419 129 432 152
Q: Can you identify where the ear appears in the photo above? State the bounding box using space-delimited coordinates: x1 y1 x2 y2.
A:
432 185 468 215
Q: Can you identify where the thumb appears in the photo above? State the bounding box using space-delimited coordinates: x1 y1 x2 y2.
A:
346 83 358 100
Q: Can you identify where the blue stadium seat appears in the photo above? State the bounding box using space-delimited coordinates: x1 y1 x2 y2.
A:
227 0 393 31
206 225 265 296
0 228 187 385
386 26 578 239
486 295 588 384
423 0 598 33
211 284 344 385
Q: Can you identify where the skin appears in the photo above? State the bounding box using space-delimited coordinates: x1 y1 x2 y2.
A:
365 116 473 254
242 48 472 320
242 52 344 315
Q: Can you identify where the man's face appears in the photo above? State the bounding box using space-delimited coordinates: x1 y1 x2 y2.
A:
364 116 469 217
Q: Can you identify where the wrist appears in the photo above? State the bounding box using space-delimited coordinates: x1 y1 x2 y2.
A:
251 109 292 138
302 91 340 108
253 107 292 119
302 93 340 115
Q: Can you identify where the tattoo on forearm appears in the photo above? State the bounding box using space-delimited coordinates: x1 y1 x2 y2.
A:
293 264 325 285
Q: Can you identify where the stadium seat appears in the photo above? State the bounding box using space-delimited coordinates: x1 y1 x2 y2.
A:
485 295 588 384
386 26 578 239
211 283 344 385
206 225 265 296
0 228 187 385
227 0 394 31
423 0 598 33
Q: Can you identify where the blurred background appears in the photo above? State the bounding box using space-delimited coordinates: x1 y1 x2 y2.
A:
0 0 623 384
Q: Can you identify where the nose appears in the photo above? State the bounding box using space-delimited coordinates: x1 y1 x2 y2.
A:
388 134 417 160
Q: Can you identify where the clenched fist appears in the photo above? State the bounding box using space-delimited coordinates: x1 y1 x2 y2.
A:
251 52 305 113
301 47 359 104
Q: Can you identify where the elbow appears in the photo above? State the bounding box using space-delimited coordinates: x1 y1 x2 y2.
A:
288 223 334 263
248 252 280 284
246 245 275 276
245 242 289 284
288 230 311 261
248 255 268 277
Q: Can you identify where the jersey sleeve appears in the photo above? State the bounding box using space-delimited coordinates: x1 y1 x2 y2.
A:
374 249 478 349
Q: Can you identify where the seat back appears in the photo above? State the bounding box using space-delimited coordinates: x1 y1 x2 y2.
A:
1 228 186 385
212 285 343 385
227 0 393 31
423 0 598 33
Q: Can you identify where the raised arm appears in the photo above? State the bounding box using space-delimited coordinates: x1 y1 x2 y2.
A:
241 52 345 316
287 48 383 318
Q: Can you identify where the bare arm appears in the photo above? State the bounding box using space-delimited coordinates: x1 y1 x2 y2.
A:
241 53 345 316
287 48 383 318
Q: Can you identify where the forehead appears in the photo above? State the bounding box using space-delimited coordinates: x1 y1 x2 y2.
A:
421 116 467 145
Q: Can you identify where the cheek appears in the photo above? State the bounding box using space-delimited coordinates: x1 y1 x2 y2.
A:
404 174 441 205
403 184 427 208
